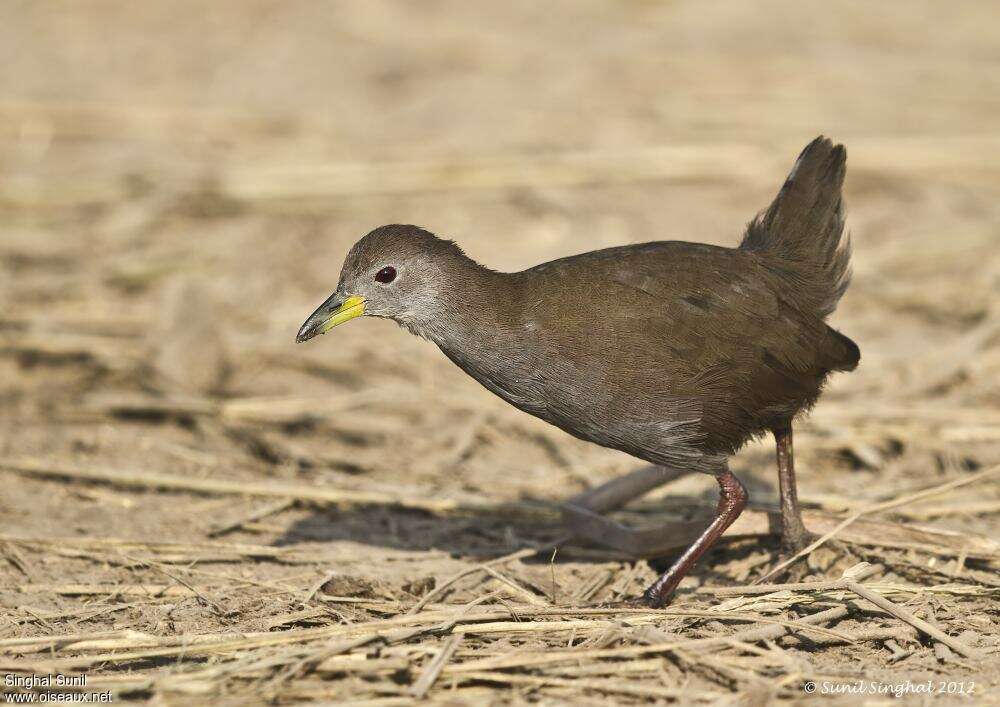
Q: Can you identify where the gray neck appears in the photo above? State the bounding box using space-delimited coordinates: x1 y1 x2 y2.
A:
396 263 517 365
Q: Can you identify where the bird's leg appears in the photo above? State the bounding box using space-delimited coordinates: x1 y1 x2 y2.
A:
773 423 811 553
640 467 747 608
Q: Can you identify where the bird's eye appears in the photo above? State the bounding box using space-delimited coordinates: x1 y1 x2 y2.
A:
375 266 397 284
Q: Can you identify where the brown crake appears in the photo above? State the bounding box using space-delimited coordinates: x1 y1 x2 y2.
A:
297 136 858 606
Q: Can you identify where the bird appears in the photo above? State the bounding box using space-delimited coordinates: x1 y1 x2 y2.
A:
296 136 858 607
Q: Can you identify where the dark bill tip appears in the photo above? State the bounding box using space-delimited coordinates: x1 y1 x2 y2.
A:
295 321 320 343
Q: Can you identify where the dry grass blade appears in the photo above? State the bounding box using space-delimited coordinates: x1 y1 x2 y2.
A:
14 583 203 599
407 547 540 614
453 615 853 642
208 499 295 537
456 670 696 700
444 605 851 675
1 534 319 565
757 463 1000 582
705 562 984 659
410 635 462 698
221 144 769 202
481 566 548 606
1 458 494 514
842 581 983 660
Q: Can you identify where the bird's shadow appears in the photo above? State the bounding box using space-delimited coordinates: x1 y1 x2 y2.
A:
274 502 564 557
273 467 781 570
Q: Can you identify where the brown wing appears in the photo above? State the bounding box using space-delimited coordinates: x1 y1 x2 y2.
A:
525 241 850 454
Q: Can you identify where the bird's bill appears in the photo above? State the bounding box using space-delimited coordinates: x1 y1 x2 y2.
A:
295 294 366 343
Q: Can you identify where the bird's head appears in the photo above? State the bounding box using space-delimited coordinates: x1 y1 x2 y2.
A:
296 224 475 343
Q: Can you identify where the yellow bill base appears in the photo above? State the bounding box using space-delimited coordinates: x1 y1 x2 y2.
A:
319 295 366 333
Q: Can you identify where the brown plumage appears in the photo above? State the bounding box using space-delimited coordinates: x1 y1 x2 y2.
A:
297 136 858 606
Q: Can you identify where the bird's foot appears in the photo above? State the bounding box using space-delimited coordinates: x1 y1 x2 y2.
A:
757 529 817 582
780 524 815 557
593 579 679 609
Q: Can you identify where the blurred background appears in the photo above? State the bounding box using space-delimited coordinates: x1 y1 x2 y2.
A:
2 0 999 607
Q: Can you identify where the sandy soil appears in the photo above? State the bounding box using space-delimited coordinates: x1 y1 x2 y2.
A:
2 1 999 703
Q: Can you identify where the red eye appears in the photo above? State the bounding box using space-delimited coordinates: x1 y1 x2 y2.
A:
375 266 397 284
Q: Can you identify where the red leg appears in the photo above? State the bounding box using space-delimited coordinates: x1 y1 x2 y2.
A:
640 467 748 607
774 423 810 552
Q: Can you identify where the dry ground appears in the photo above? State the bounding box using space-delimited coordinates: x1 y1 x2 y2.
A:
2 1 1000 704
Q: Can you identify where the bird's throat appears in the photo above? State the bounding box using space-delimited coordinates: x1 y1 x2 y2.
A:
416 269 524 354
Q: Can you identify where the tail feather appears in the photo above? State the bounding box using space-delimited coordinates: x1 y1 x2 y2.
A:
823 325 860 372
741 136 851 318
